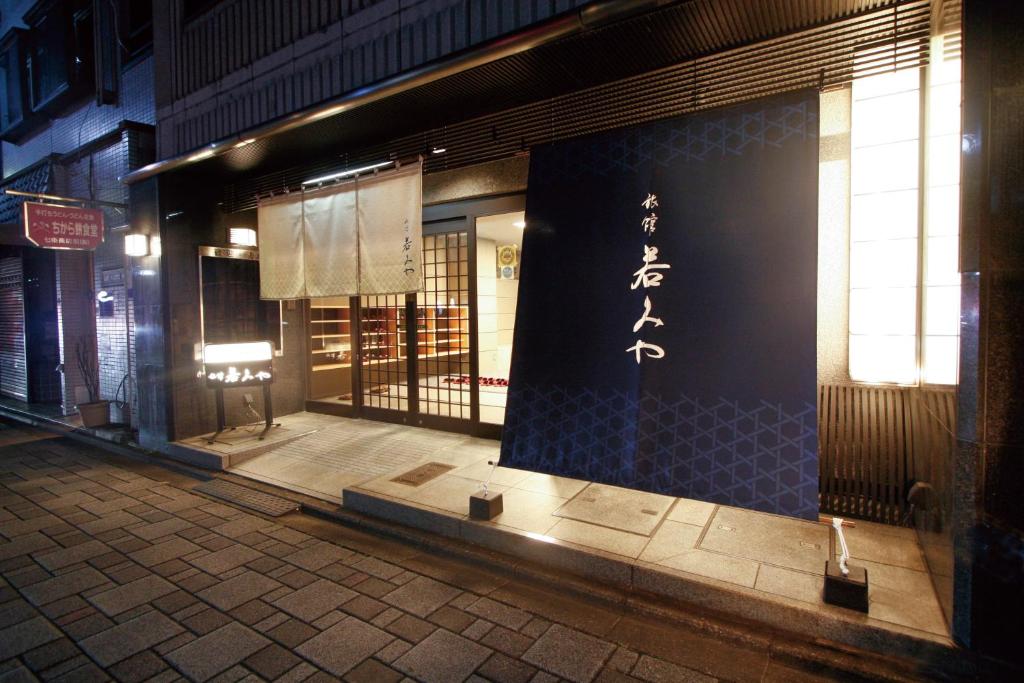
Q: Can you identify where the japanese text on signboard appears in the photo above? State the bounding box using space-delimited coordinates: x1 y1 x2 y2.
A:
23 202 105 250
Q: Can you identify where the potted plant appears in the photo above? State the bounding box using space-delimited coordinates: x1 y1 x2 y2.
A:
76 337 109 428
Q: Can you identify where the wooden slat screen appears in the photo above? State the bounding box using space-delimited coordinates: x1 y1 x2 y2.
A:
818 383 956 524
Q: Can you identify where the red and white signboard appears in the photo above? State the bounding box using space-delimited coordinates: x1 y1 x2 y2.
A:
23 201 104 250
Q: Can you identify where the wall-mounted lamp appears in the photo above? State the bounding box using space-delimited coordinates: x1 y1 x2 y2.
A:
124 233 149 256
150 235 162 257
229 227 257 247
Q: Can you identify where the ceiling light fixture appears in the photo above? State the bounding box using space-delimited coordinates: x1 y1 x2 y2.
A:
301 161 393 185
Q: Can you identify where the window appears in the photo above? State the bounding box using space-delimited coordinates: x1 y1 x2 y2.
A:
847 35 962 385
0 30 27 137
124 0 153 59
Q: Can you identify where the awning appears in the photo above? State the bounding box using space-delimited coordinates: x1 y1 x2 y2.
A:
0 161 53 247
122 0 917 191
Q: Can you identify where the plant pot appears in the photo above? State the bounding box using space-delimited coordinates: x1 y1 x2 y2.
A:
78 400 110 428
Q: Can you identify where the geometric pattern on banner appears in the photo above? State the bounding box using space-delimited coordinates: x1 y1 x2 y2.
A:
501 384 640 488
257 196 305 299
635 393 818 520
531 99 817 185
501 383 818 520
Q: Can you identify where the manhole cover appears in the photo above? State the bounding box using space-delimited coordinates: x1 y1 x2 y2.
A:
391 462 455 487
194 479 300 517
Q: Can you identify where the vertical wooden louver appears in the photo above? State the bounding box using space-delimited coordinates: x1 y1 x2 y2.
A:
818 384 956 524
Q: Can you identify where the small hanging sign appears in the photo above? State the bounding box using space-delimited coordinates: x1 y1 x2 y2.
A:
23 202 105 250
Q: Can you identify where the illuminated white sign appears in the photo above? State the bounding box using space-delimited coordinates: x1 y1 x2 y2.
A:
203 341 275 388
204 341 273 364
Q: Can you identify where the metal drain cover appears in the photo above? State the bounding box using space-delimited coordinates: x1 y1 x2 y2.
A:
194 479 300 517
391 462 455 487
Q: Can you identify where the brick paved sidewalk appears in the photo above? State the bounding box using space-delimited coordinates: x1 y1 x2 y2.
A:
0 425 820 683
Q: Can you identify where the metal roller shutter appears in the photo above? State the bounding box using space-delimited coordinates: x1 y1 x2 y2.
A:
0 256 28 401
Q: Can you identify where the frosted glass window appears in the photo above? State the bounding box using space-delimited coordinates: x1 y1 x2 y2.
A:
848 67 920 384
846 34 962 387
922 36 962 386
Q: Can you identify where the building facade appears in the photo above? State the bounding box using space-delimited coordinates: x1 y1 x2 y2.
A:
0 0 1019 670
0 0 155 425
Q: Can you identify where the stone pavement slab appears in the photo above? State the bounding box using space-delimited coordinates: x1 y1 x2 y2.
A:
129 536 203 567
523 623 616 683
188 544 262 575
33 539 110 570
78 610 183 667
296 617 393 676
393 628 492 683
196 570 281 610
86 574 177 616
272 578 356 622
165 621 269 681
20 567 109 606
284 541 352 571
382 575 461 617
0 617 62 660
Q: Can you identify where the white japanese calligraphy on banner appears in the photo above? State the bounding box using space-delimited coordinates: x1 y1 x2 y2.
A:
356 162 423 295
627 192 669 363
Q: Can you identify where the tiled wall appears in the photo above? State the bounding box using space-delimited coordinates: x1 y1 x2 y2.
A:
54 250 95 415
2 57 156 177
155 0 591 158
56 132 151 425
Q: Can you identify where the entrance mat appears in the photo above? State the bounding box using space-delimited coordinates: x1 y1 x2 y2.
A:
194 478 300 517
391 462 456 487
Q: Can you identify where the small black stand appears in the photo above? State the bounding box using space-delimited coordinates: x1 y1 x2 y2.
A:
469 490 503 520
258 383 281 440
206 383 280 444
824 560 869 613
206 388 235 444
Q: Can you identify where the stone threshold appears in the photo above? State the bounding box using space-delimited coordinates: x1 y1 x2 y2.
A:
342 484 958 670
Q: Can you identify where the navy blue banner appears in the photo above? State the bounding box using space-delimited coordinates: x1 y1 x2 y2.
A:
500 90 819 519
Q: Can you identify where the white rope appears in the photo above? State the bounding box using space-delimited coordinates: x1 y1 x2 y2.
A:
833 517 851 576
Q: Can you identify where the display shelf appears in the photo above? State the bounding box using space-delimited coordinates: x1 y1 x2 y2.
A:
313 362 352 371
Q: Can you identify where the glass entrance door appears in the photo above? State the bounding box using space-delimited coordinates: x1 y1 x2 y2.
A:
353 226 473 429
416 229 472 426
305 196 525 438
357 294 411 414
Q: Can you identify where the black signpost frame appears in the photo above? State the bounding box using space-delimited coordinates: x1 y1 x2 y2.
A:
206 383 280 444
